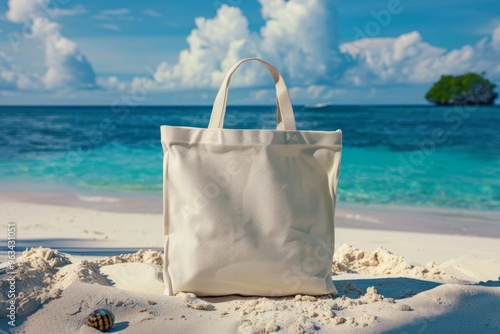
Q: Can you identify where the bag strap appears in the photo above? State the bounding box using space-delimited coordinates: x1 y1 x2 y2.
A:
208 58 296 130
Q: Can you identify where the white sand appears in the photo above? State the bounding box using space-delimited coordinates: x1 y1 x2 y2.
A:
1 201 499 333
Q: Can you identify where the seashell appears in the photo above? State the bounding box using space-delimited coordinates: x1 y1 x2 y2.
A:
86 309 115 332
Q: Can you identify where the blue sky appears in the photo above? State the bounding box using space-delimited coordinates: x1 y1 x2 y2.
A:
0 0 499 105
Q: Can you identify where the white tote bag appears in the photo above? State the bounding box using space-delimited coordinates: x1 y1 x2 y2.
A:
161 58 342 297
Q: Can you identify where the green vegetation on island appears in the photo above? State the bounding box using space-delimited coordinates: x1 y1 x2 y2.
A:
425 73 497 105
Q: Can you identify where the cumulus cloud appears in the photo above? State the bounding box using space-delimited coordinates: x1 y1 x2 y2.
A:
97 76 128 91
258 0 342 85
3 0 500 101
5 0 97 91
5 0 47 23
133 0 343 91
31 18 97 90
0 52 39 90
0 53 20 90
132 0 500 101
340 27 500 86
131 5 252 91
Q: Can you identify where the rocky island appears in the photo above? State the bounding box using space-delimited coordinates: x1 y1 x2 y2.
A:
425 73 497 105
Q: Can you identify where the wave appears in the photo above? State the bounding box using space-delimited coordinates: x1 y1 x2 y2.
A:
77 195 121 203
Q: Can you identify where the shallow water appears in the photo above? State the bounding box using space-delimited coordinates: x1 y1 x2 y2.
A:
0 105 499 211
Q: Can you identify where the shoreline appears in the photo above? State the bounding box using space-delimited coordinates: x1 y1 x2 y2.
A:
1 186 499 237
1 200 499 265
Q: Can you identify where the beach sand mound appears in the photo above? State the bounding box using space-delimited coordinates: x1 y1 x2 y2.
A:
0 247 162 319
93 249 163 267
1 247 109 318
2 246 499 333
333 244 449 280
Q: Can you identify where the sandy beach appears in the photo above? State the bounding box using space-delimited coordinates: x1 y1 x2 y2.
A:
1 0 500 332
1 200 499 333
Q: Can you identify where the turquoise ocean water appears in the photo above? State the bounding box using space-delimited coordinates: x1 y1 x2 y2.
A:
0 105 499 212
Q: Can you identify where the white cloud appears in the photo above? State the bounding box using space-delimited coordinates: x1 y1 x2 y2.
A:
340 31 444 85
340 26 500 86
0 52 39 90
0 53 19 90
5 0 47 23
475 18 500 35
257 0 343 85
133 0 343 91
250 89 271 101
249 85 346 105
143 9 162 18
5 0 85 21
3 0 500 102
131 0 500 102
92 8 138 21
31 18 97 90
5 0 97 91
132 5 254 91
289 85 345 101
97 76 128 91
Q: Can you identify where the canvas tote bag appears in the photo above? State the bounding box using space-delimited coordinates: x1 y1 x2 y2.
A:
161 58 342 297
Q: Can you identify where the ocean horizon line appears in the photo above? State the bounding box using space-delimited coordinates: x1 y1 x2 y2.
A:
1 104 499 108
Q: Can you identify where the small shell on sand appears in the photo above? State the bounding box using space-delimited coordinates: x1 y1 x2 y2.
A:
86 309 115 332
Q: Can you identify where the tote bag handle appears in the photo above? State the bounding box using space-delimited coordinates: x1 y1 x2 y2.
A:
208 58 297 131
